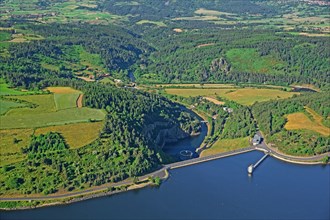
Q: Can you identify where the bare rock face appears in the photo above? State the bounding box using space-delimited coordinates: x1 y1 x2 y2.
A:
143 122 196 148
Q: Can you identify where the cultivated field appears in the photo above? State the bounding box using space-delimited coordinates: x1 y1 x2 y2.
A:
1 88 105 129
0 107 105 129
165 88 298 105
0 87 106 165
35 122 103 149
46 87 82 110
46 87 81 94
285 109 329 136
200 137 249 157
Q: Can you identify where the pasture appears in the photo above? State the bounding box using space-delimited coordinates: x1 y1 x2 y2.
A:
35 122 103 149
285 109 329 136
165 87 298 105
200 137 249 157
0 100 26 115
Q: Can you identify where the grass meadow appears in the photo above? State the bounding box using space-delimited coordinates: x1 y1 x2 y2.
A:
226 48 287 75
165 87 298 105
285 108 329 136
35 122 103 149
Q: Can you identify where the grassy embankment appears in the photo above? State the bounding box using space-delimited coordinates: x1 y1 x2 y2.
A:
200 137 250 157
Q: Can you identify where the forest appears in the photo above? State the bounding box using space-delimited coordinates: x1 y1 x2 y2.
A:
134 28 330 87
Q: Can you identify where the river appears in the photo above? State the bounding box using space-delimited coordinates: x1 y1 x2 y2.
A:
1 150 329 220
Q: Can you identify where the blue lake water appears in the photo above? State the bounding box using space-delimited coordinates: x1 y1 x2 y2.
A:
2 151 329 220
163 122 207 158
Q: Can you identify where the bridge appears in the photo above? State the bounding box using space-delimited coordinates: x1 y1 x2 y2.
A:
248 153 269 174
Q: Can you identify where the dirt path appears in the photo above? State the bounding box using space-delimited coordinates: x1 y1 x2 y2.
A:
204 97 225 105
76 94 83 108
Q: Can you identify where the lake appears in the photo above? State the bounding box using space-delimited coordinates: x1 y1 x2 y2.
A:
2 151 329 220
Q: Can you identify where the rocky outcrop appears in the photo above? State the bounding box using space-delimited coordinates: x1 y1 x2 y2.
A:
210 57 231 73
143 121 198 148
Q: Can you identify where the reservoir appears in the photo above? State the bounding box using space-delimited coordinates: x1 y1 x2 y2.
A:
162 121 207 158
2 151 329 220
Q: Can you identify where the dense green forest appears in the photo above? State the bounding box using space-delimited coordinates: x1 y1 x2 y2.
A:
134 28 329 87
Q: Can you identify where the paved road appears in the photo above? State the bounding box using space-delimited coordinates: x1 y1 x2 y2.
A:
0 168 167 202
0 147 256 202
256 131 330 163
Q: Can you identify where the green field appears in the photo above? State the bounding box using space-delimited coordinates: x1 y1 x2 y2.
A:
1 92 105 129
226 48 287 75
1 104 105 129
0 79 35 96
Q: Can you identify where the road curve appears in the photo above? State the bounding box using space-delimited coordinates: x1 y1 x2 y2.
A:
255 131 330 164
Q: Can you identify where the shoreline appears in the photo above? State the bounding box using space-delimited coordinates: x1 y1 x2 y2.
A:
0 168 169 211
1 148 328 210
1 121 328 211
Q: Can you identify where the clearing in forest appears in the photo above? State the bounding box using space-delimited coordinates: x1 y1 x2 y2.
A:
200 137 249 157
35 122 103 149
226 48 287 75
285 110 329 136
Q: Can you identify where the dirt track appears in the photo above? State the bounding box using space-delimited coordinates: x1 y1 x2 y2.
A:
76 94 83 108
